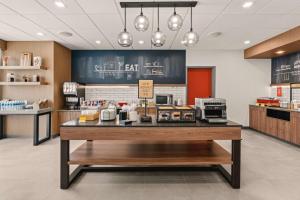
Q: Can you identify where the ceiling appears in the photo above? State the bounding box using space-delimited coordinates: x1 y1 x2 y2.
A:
0 0 299 50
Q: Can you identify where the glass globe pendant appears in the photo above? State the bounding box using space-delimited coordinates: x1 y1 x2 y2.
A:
152 29 166 47
168 8 183 31
118 30 133 47
182 30 199 47
134 7 149 32
118 5 133 47
182 6 199 47
151 5 166 47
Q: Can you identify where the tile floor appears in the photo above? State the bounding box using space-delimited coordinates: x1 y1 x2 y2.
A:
0 129 300 200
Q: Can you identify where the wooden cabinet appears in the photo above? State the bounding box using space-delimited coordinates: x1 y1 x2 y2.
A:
265 117 278 137
277 119 290 141
258 107 266 133
249 105 259 130
249 105 266 132
58 111 81 125
249 105 256 129
249 105 300 146
291 112 300 145
296 114 300 145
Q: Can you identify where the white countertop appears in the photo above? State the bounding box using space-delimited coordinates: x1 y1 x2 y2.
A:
0 107 52 115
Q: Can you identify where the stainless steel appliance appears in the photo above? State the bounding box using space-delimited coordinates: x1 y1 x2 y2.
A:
155 94 173 105
63 82 85 110
195 98 227 123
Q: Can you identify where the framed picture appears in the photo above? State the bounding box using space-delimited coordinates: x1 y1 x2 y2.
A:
138 80 154 99
33 56 42 67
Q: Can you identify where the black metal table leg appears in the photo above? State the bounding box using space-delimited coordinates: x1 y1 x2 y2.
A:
0 115 5 139
217 139 241 189
47 112 51 139
231 140 241 189
61 140 70 189
33 112 52 146
33 114 39 145
60 139 82 189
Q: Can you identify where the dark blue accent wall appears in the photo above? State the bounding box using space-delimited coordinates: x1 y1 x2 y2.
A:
71 50 186 84
272 51 300 84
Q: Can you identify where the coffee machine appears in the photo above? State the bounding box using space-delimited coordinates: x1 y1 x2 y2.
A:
195 98 227 123
63 82 85 110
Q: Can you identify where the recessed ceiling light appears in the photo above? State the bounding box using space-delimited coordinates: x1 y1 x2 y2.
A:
58 31 73 37
276 50 285 55
36 32 44 36
207 32 222 38
95 40 101 44
242 1 253 8
54 0 65 8
244 40 251 44
138 40 144 44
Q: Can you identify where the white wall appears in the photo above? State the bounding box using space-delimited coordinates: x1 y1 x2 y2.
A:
187 50 271 126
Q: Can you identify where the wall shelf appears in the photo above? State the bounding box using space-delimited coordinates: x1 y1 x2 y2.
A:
144 74 165 76
0 66 46 70
143 66 165 68
270 83 300 88
270 83 291 87
291 83 300 89
0 82 47 86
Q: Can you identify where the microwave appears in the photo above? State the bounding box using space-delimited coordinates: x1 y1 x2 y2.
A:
155 94 173 105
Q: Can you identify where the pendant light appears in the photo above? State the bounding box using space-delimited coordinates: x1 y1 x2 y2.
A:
151 5 166 47
118 5 133 47
134 5 149 32
182 6 199 47
168 7 183 31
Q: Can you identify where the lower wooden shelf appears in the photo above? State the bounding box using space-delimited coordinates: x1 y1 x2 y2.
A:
69 140 232 166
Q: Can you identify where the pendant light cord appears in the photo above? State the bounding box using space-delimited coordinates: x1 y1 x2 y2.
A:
124 5 127 31
157 5 160 31
190 6 193 31
141 5 143 15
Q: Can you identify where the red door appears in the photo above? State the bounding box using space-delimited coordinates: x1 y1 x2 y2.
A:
187 68 212 105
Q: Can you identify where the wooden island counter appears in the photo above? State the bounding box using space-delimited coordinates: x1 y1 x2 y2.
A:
60 117 242 189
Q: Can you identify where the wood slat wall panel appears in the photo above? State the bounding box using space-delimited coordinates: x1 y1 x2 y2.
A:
53 43 71 133
58 111 81 127
0 39 7 51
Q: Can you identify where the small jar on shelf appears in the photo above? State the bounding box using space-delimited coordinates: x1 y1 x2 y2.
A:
6 72 15 82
